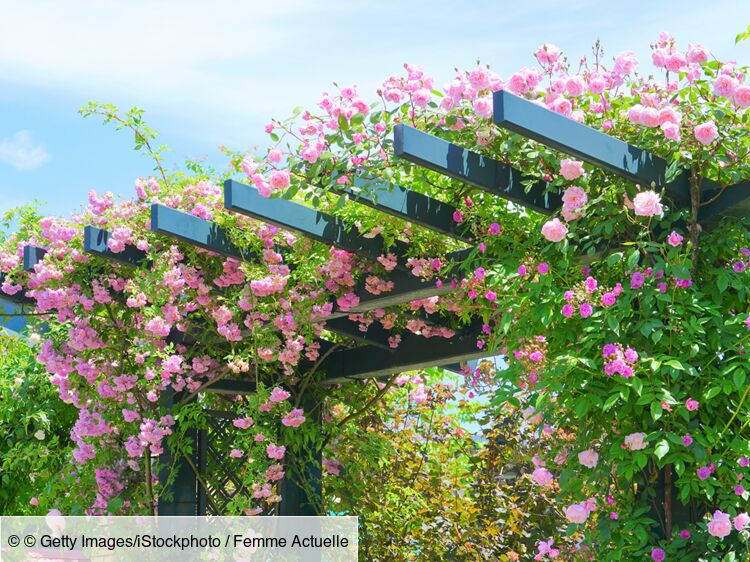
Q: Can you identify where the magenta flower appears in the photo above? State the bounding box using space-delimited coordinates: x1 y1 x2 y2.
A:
685 398 699 411
651 548 666 562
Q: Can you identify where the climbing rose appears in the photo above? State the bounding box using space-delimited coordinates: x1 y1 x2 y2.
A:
281 409 306 427
734 512 750 531
734 86 750 108
667 231 684 247
562 186 588 210
578 449 599 468
560 159 584 180
694 121 719 146
269 387 291 403
633 190 663 217
564 503 589 524
624 432 647 451
266 443 286 460
707 510 732 537
541 219 568 242
531 467 554 487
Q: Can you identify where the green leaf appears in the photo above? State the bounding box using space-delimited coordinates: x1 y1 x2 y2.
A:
705 386 721 400
733 370 746 390
654 439 669 460
650 401 663 422
627 249 640 268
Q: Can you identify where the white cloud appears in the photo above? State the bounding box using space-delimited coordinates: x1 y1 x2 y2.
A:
0 131 51 171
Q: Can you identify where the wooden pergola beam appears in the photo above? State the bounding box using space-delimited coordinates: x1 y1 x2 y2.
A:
343 176 474 243
394 124 562 214
319 327 492 384
150 204 256 261
225 179 410 264
492 91 691 205
23 246 47 272
84 226 148 266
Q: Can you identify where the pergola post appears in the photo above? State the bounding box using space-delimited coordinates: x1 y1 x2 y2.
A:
157 388 200 515
279 393 323 516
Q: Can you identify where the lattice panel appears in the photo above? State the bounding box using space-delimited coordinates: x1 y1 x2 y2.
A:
199 410 248 515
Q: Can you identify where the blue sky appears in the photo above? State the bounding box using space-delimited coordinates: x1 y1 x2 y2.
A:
1 0 750 218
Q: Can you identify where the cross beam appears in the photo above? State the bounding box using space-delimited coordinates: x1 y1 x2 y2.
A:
492 91 690 203
84 226 148 266
319 328 492 384
394 124 562 214
23 246 47 272
150 204 256 261
343 176 474 243
225 180 410 264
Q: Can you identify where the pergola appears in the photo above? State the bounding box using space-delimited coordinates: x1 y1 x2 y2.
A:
2 91 748 517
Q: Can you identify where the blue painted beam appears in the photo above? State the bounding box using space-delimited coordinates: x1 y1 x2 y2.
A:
324 316 392 349
394 124 562 214
0 276 34 306
343 176 474 243
492 91 690 204
150 204 256 261
23 246 47 272
224 179 409 264
83 226 148 267
319 327 493 383
699 179 750 222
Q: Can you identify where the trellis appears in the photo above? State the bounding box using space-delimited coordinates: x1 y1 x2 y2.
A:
2 91 749 518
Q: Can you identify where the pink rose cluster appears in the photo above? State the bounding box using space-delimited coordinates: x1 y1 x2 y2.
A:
707 510 750 537
713 72 750 109
602 343 639 378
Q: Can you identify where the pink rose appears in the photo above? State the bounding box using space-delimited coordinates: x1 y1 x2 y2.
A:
266 443 286 460
733 512 750 531
564 502 590 524
578 449 599 468
560 159 584 181
624 432 647 451
714 75 738 98
473 96 493 119
633 191 663 217
707 510 732 538
733 85 750 109
661 122 681 141
541 219 568 243
686 44 709 63
667 231 684 247
694 121 718 146
269 387 291 403
562 186 588 210
665 52 687 72
565 76 586 98
531 467 554 487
